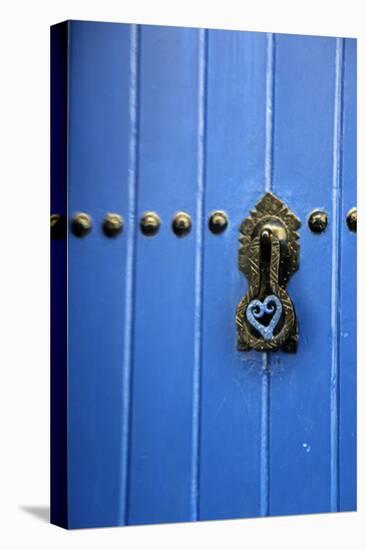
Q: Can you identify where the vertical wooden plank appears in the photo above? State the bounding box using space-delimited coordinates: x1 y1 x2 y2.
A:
269 35 337 515
199 30 268 520
50 21 68 529
339 38 357 512
67 21 133 528
127 25 200 525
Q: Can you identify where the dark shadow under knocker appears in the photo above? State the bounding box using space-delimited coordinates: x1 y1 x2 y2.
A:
236 192 300 353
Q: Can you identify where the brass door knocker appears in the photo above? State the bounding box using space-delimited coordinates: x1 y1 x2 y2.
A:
236 192 300 353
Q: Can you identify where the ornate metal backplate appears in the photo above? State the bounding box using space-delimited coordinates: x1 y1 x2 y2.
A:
236 192 300 352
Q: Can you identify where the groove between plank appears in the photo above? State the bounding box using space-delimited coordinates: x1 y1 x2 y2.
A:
265 32 275 194
121 23 140 525
260 32 275 517
191 28 208 522
330 37 345 513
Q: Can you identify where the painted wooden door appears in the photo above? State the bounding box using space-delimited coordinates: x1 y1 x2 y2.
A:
51 20 356 529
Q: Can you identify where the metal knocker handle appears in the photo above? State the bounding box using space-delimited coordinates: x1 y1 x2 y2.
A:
236 192 300 353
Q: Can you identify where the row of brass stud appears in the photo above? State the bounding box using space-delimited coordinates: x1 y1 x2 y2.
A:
51 207 357 239
138 211 230 236
51 210 229 239
308 207 357 233
140 211 229 236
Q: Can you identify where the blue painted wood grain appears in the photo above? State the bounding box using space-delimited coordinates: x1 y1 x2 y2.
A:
126 25 201 525
51 21 356 528
199 29 268 520
67 21 133 528
269 34 337 515
269 36 352 514
339 38 356 512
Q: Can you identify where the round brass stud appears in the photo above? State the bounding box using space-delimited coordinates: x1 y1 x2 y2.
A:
208 211 228 234
51 213 66 239
140 212 160 236
103 213 124 237
71 212 93 237
346 207 357 232
308 210 328 233
172 212 192 237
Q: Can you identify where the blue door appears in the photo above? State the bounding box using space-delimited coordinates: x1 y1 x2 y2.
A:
51 20 356 529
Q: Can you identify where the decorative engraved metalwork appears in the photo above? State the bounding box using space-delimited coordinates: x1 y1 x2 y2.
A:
236 192 300 352
246 295 282 341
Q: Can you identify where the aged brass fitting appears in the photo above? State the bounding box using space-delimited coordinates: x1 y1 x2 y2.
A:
71 212 93 237
140 212 160 236
346 207 357 232
103 213 124 237
308 210 328 233
172 212 192 237
208 211 228 234
237 192 300 353
51 214 66 239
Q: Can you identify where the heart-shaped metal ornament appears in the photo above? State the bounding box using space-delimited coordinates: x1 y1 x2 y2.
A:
246 295 283 341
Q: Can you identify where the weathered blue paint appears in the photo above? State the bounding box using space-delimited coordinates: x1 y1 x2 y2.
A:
270 34 339 515
267 34 356 516
127 25 201 525
51 21 357 529
199 30 268 521
67 21 134 528
339 37 357 511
